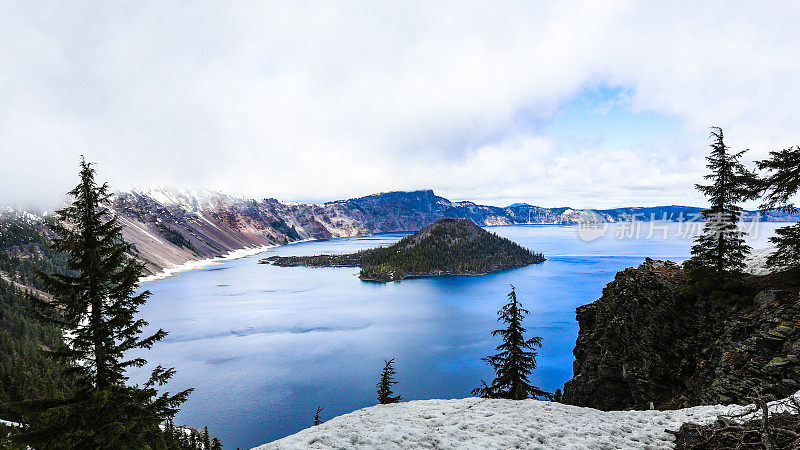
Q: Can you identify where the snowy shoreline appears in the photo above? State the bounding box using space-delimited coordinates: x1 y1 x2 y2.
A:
139 238 317 283
139 244 277 283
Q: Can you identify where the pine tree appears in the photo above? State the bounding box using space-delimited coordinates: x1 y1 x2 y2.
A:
757 145 800 270
758 145 800 213
687 127 757 277
313 406 324 425
472 286 550 400
376 359 402 404
14 158 191 448
765 223 800 270
202 426 211 449
211 436 223 450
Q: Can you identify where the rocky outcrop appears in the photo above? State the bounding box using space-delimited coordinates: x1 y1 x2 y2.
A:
563 259 800 410
562 259 692 410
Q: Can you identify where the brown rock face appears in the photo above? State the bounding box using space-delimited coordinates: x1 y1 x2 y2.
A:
562 259 692 410
563 260 800 410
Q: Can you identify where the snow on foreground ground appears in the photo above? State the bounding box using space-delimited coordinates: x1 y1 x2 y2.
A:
252 395 798 449
746 246 776 275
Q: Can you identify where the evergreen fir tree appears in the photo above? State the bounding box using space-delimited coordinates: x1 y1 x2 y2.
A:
376 359 402 404
202 426 211 449
211 436 223 450
14 158 191 448
758 145 800 213
687 127 757 277
472 286 550 400
313 406 324 425
765 223 800 270
756 145 800 270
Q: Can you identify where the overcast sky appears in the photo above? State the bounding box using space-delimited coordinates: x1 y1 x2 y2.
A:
2 1 800 210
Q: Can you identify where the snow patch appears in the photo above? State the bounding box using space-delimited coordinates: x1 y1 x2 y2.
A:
139 244 277 283
746 246 776 275
127 186 250 210
118 216 165 244
253 394 800 449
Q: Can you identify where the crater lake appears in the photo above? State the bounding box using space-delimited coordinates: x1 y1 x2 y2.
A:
129 222 783 449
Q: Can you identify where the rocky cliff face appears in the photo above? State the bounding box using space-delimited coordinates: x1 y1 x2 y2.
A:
563 259 800 410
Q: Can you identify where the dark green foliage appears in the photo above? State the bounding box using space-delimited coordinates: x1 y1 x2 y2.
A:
0 279 73 449
0 213 71 290
0 280 69 418
358 220 543 281
313 406 323 426
687 128 758 279
13 158 191 448
161 420 219 449
377 359 402 404
265 218 545 281
155 223 196 252
473 286 550 400
202 426 211 449
757 145 800 214
756 145 800 271
766 222 800 270
211 436 222 450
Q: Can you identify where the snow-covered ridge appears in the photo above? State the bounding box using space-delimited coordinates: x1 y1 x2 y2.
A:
0 207 45 223
124 186 251 210
253 394 799 449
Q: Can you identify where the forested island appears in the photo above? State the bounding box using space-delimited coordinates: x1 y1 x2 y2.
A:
259 218 546 281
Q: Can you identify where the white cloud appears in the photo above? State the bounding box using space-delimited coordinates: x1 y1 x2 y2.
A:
1 1 799 209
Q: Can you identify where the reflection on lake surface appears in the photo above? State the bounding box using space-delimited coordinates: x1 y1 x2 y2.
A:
130 222 783 449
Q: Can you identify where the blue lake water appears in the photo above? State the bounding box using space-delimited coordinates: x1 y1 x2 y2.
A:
130 222 784 449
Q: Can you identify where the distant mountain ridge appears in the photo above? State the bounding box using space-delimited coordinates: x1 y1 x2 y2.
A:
4 188 798 277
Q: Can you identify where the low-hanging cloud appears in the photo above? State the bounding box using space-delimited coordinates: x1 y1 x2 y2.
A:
2 1 800 210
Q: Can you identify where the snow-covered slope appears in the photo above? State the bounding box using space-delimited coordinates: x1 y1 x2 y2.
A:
746 246 776 275
128 187 247 210
253 396 793 449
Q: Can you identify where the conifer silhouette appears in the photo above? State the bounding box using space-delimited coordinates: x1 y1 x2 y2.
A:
687 127 758 277
314 406 324 425
473 286 550 400
377 359 402 404
14 158 191 448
